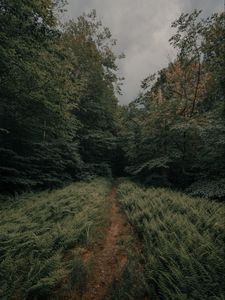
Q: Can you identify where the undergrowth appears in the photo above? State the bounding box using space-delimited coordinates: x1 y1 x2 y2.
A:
116 180 225 300
0 178 111 300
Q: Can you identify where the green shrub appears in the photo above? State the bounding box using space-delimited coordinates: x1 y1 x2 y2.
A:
186 178 225 200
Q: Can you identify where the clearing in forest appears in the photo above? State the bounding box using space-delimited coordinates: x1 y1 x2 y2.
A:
0 179 141 300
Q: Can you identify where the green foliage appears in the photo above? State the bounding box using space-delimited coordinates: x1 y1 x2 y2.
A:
119 11 225 194
64 11 122 175
0 2 122 193
0 178 111 299
0 0 83 192
117 180 225 300
186 178 225 199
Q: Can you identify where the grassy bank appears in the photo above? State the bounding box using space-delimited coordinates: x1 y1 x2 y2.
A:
116 181 225 300
0 178 111 300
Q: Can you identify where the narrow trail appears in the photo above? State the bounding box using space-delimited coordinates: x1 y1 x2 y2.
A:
81 187 129 300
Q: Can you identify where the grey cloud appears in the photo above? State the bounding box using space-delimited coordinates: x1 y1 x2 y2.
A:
184 0 222 15
64 0 223 104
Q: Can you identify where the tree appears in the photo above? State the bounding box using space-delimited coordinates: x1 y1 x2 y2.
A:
0 0 82 192
120 11 225 198
64 10 123 177
0 4 123 193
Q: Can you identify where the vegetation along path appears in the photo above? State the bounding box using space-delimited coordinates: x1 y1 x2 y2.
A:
82 187 130 300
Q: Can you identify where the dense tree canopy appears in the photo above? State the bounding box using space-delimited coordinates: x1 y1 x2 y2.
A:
0 1 122 193
120 11 225 199
0 2 224 200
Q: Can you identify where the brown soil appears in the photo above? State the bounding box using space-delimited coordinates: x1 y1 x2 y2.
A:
81 187 130 300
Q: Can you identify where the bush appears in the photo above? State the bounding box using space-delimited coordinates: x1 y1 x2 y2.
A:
186 178 225 200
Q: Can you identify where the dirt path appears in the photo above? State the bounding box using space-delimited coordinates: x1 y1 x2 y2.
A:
81 187 129 300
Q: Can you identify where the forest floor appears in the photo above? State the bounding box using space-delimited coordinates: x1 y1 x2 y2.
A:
80 187 131 300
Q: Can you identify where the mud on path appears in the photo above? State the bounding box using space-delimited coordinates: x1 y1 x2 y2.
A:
81 187 130 300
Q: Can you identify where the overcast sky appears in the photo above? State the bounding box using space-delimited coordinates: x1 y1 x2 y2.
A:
64 0 223 104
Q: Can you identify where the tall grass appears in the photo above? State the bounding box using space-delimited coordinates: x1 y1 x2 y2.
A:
0 178 111 300
116 181 225 300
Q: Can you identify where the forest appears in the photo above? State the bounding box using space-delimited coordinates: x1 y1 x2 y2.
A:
0 1 224 299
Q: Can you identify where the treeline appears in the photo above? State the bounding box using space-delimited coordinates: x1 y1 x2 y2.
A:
0 0 122 193
119 11 225 199
1 2 225 199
